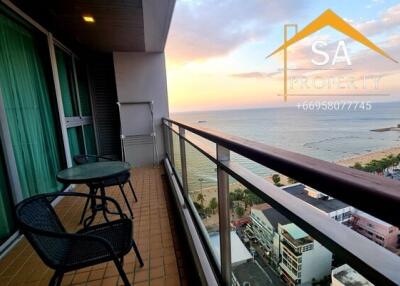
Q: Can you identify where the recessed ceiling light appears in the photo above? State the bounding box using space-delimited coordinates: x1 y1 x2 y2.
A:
82 15 95 23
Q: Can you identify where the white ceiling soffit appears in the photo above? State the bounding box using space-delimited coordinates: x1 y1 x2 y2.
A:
142 0 176 52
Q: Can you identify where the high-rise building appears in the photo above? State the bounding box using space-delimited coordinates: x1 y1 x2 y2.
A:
278 223 332 286
351 210 399 250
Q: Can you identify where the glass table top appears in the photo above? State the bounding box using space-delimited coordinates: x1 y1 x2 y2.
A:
57 161 131 183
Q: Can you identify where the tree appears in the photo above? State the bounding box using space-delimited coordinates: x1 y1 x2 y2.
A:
193 201 203 211
209 197 218 214
243 194 253 208
272 174 281 186
352 153 400 176
204 207 212 216
233 188 244 201
246 191 264 205
228 192 236 209
235 206 245 217
197 193 205 207
352 162 363 170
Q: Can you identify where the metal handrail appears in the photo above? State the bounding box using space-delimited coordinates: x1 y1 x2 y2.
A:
162 117 400 286
164 118 400 228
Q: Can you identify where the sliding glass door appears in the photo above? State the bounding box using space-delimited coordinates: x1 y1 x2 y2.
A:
76 61 97 155
0 144 14 244
56 47 97 163
0 13 63 198
0 7 97 247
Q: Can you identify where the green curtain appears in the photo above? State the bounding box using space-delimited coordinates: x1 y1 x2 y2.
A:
67 127 84 164
0 144 14 243
0 14 62 198
55 48 76 117
84 125 97 155
76 62 92 116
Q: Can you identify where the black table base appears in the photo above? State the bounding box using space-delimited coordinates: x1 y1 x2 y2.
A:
82 185 123 228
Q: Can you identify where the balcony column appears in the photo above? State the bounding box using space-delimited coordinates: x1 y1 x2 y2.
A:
217 144 232 285
179 127 189 195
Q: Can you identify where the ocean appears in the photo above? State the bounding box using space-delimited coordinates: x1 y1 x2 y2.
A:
171 101 400 190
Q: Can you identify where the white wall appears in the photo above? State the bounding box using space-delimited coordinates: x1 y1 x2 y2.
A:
113 52 169 167
301 241 332 284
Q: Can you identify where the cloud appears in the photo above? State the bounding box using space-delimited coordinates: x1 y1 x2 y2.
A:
230 71 280 79
356 3 400 36
166 0 306 62
269 3 400 72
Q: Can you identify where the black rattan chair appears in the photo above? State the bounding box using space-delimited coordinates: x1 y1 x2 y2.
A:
73 154 137 221
15 192 143 286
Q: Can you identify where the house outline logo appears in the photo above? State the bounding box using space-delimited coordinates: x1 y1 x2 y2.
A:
266 9 398 102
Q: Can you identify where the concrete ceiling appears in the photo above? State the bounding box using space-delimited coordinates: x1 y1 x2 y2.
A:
10 0 175 53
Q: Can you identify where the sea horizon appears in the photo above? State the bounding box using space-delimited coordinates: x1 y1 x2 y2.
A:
171 99 400 115
171 101 400 189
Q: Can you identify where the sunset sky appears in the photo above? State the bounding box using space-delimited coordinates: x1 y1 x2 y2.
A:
165 0 400 112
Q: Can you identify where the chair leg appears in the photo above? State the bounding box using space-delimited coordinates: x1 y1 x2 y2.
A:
128 180 138 202
132 239 144 267
114 258 131 286
118 184 134 219
49 271 64 286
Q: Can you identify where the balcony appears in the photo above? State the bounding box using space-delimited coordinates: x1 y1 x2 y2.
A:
281 239 302 257
0 167 191 286
0 1 399 286
161 118 400 285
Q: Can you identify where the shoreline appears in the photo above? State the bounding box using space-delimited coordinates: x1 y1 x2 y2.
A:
190 147 400 204
335 146 400 167
191 145 400 229
191 146 400 200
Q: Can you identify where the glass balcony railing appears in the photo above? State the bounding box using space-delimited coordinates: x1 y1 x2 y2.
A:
162 118 400 286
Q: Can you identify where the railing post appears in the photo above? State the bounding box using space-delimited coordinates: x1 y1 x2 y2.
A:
169 123 175 165
217 144 231 285
179 127 189 195
162 120 170 161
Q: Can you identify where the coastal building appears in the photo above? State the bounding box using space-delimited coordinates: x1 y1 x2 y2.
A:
351 210 399 249
282 184 353 224
331 264 374 286
209 231 253 266
0 1 398 285
278 223 332 286
247 203 290 263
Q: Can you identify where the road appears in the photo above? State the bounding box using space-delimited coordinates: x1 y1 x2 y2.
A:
236 226 285 286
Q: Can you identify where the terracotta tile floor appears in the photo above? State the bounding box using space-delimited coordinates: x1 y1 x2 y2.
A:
0 166 188 286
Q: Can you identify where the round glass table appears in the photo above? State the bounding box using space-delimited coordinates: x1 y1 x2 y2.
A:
57 161 131 227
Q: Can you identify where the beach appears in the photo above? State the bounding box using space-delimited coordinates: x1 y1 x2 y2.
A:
190 146 400 229
336 147 400 167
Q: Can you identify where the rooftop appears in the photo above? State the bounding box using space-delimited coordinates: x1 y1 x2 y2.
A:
251 203 270 211
209 231 252 266
281 223 308 240
282 183 349 213
332 264 374 286
261 206 291 230
352 210 393 228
